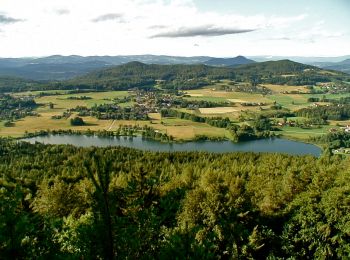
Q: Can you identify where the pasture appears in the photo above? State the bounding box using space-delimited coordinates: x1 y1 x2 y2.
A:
277 125 334 140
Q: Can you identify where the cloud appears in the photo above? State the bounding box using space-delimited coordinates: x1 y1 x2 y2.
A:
148 25 168 30
150 25 256 38
91 13 125 23
0 14 23 24
54 9 70 15
269 36 292 41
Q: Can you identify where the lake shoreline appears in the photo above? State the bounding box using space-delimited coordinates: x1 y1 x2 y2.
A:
21 134 322 157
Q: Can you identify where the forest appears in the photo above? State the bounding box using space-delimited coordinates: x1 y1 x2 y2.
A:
58 61 350 90
0 139 349 259
296 104 350 121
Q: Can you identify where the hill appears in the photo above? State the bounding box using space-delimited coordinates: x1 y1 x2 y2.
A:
61 61 235 91
0 76 42 93
205 55 255 67
235 59 316 73
249 55 350 63
322 59 350 74
233 59 348 85
60 60 348 91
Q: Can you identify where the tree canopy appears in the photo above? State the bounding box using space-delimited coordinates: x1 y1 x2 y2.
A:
0 139 349 259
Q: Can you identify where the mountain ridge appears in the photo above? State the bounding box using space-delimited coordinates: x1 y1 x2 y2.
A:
0 54 349 81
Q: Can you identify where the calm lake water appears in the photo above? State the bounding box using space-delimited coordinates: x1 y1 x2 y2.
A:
23 135 322 156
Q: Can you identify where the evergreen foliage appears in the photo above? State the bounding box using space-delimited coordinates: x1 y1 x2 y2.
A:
0 139 348 258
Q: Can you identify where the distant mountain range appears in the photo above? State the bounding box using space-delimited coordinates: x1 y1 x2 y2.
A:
249 55 350 63
0 55 211 81
0 54 349 81
311 59 350 74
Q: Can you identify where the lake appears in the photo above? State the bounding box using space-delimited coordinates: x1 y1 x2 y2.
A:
23 135 322 156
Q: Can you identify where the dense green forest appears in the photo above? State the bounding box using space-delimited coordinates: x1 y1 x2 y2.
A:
1 139 349 259
1 60 348 93
296 104 350 121
61 62 234 91
0 76 42 93
313 131 350 149
61 60 348 90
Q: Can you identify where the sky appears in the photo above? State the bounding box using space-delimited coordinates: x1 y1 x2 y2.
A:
0 0 349 57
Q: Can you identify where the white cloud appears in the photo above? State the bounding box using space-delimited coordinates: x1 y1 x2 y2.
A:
150 25 256 38
91 13 125 23
52 8 70 15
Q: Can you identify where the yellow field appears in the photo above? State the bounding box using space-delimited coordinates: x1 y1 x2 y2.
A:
187 93 203 97
0 105 228 140
0 91 135 137
0 113 112 138
262 84 310 93
186 88 271 103
32 91 130 110
227 98 248 103
199 107 238 114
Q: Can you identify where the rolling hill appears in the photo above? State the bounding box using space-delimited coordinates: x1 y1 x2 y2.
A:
234 59 317 74
61 60 348 91
1 59 348 93
61 61 235 90
233 59 348 85
0 76 42 93
204 56 256 67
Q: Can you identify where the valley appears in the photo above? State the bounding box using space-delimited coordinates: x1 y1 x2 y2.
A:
1 59 350 153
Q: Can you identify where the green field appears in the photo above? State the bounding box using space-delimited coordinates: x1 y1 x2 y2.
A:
267 94 309 109
277 125 334 140
304 93 350 99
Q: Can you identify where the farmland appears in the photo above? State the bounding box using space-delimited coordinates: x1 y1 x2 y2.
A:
1 81 350 143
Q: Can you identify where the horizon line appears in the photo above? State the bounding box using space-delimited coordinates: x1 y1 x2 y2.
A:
1 53 350 59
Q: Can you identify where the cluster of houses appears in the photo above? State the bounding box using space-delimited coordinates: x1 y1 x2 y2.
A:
333 148 350 154
276 121 296 127
134 91 174 113
341 125 350 133
241 102 266 107
329 125 350 133
317 82 349 94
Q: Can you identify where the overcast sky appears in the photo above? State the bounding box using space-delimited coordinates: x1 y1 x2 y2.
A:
0 0 349 57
